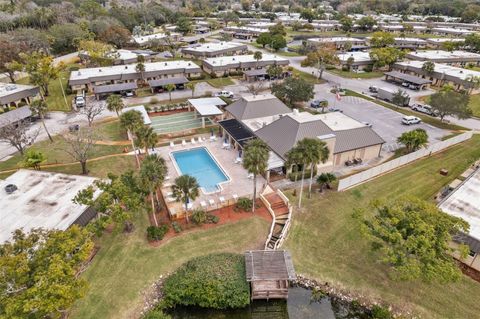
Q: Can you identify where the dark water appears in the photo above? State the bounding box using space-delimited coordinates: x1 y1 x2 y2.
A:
167 287 351 319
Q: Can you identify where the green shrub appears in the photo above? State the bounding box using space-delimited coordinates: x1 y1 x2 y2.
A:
171 221 182 233
370 305 394 319
163 253 250 309
236 197 253 211
69 65 80 71
288 167 317 181
206 214 219 224
363 64 373 72
142 309 171 319
146 224 169 241
150 97 159 105
191 209 207 225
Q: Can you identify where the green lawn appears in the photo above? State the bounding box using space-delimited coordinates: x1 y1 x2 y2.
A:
292 69 326 84
0 137 126 172
17 67 76 112
207 77 236 88
345 89 467 131
327 68 384 79
94 120 128 142
468 94 480 118
285 135 480 318
70 216 270 319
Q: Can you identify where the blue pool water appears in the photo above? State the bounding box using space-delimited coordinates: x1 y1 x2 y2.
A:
172 147 229 193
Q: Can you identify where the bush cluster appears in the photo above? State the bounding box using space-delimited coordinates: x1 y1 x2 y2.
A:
162 253 250 309
146 224 169 241
235 197 253 211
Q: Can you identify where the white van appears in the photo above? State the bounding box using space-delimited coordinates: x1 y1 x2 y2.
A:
402 115 421 125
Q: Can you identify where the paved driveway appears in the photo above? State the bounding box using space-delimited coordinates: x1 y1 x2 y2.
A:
312 84 449 154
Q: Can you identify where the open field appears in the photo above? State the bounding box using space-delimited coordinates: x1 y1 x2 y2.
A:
327 68 384 79
70 216 270 319
285 134 480 318
93 119 128 142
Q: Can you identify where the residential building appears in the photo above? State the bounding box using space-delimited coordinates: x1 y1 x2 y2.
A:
337 51 373 71
0 83 39 109
133 32 181 46
393 60 480 92
406 50 480 67
181 41 248 58
0 170 101 243
78 49 157 65
307 37 368 51
426 38 465 49
431 27 474 36
393 37 427 50
68 60 202 93
202 54 289 77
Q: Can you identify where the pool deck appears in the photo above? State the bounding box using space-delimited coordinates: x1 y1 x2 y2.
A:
154 137 266 219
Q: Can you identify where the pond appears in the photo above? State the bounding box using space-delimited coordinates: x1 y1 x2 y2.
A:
167 287 372 319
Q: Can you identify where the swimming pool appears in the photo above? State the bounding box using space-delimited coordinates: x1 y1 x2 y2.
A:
171 147 229 193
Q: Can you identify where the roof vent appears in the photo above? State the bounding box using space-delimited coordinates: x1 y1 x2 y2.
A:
98 69 102 72
125 65 128 69
5 184 17 194
78 71 81 75
165 62 168 66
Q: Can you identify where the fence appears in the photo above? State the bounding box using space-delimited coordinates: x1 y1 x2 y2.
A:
337 131 473 191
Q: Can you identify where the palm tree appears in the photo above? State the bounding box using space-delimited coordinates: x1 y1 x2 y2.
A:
135 62 146 85
286 145 306 204
140 154 168 227
106 94 125 117
30 99 53 142
134 125 158 155
253 51 262 69
165 84 176 101
172 175 200 223
302 138 329 198
186 82 196 97
317 173 337 193
242 139 269 213
120 110 144 167
20 150 46 170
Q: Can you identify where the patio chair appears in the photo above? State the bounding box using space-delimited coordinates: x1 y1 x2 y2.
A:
165 175 170 181
200 201 207 208
191 137 196 145
166 191 173 197
234 157 242 164
209 199 215 206
182 140 187 147
232 194 238 202
219 196 226 204
167 197 176 203
210 135 217 142
169 141 175 148
247 173 254 179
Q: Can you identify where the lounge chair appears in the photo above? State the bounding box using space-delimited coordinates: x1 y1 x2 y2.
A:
167 197 176 203
191 137 196 145
166 191 173 197
169 141 175 148
209 199 215 206
165 175 170 181
210 135 217 142
200 201 207 208
219 196 225 204
234 157 242 164
247 173 254 179
182 140 187 147
232 194 238 202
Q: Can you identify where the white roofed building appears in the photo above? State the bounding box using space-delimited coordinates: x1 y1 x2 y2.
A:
202 54 289 77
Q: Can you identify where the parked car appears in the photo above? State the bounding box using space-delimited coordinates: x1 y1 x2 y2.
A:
310 99 328 109
68 124 80 132
75 96 85 108
368 86 378 93
121 91 134 97
408 84 420 90
213 90 234 98
410 103 437 116
401 82 410 87
402 115 421 125
328 107 343 113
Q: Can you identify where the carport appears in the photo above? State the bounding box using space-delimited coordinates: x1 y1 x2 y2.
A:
218 118 255 150
384 71 431 90
148 77 188 93
92 82 138 100
188 97 226 128
244 69 268 82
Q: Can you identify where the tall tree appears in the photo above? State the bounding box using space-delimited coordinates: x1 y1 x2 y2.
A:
256 32 272 48
120 110 144 167
270 34 287 51
77 40 114 67
397 129 429 153
301 43 339 79
0 120 39 156
370 31 395 48
242 139 269 213
99 26 132 48
253 51 262 69
0 227 93 319
430 90 472 121
106 94 124 116
140 154 168 226
317 173 337 193
370 47 404 71
421 61 435 74
165 83 176 101
30 99 53 142
62 128 96 175
80 101 106 127
19 52 60 97
134 125 158 155
172 175 200 223
186 82 196 97
363 197 469 282
0 35 28 83
176 16 193 35
302 138 330 198
300 9 317 23
339 16 353 32
271 76 314 107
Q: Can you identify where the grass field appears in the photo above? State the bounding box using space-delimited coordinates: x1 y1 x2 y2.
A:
292 69 326 84
70 216 269 319
327 68 384 79
207 77 236 88
94 120 128 142
345 89 467 131
285 134 480 318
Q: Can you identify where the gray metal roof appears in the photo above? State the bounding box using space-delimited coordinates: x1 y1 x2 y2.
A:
384 71 432 85
148 77 189 87
0 106 32 128
226 95 291 120
333 126 385 154
254 115 332 159
92 82 138 94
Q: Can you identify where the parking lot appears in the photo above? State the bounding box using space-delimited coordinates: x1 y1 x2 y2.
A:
313 84 449 154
